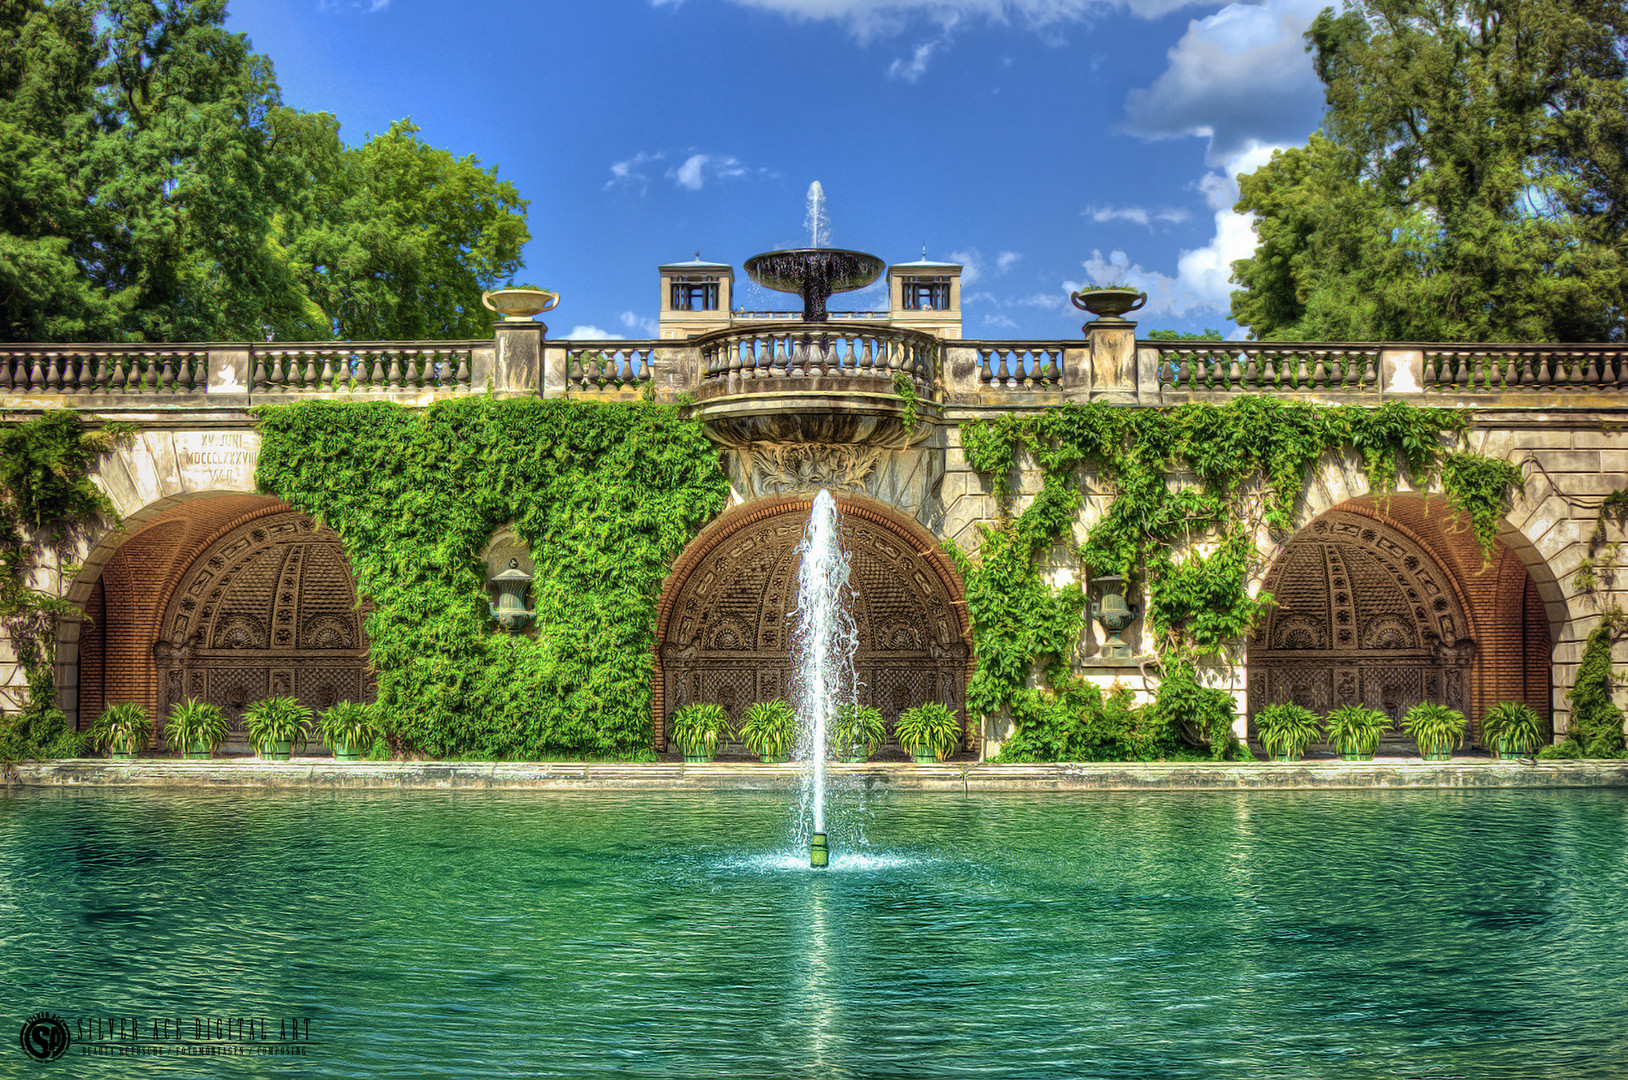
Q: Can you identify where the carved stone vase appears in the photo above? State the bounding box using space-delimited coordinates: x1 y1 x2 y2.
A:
1091 575 1137 658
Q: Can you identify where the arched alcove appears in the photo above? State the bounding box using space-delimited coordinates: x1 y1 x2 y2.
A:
73 496 370 748
654 496 972 754
1248 500 1552 742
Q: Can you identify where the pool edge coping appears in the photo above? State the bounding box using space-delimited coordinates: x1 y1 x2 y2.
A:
5 759 1627 792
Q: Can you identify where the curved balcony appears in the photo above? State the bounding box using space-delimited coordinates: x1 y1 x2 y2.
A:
692 322 938 448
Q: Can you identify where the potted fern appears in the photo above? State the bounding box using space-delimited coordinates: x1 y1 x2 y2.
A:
90 702 151 760
165 699 230 759
669 703 726 763
740 699 797 762
1402 702 1466 762
830 703 886 763
242 696 313 761
895 702 962 763
1481 701 1542 759
1254 702 1322 762
1324 704 1389 761
318 701 379 762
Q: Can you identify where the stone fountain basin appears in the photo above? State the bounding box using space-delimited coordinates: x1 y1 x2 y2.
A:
743 248 885 294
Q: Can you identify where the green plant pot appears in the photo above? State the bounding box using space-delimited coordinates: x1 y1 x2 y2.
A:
1340 751 1375 762
1272 751 1302 763
259 740 293 761
109 750 137 761
333 742 362 762
184 738 211 761
759 754 790 764
909 743 937 763
1420 749 1452 762
1494 738 1527 760
682 752 712 764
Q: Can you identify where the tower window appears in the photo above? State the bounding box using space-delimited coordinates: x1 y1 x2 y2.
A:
670 278 720 311
902 277 950 311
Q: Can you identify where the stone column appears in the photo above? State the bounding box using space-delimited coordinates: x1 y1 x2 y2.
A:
491 320 546 397
1085 318 1139 403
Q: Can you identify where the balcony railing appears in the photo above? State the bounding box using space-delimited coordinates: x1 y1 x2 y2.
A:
2 335 1624 410
695 323 937 396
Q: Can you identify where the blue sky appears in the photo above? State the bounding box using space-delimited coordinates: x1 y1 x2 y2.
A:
226 0 1332 341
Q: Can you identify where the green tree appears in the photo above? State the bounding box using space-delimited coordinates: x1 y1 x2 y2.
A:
1231 0 1628 342
0 1 528 343
279 119 529 341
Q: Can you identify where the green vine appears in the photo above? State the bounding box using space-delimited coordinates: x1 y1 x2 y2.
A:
892 369 919 433
255 396 728 760
0 413 128 760
957 397 1522 761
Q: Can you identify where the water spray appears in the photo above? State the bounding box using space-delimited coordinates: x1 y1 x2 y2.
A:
794 490 857 868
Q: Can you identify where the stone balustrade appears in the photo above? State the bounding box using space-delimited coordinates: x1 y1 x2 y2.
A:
3 330 1627 412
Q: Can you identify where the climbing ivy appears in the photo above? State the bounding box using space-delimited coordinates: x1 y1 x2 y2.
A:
255 397 728 760
0 412 128 760
957 397 1523 761
1541 610 1628 759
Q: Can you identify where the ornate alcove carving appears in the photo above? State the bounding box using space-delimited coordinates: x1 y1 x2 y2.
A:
153 511 370 743
1248 510 1475 727
656 498 970 749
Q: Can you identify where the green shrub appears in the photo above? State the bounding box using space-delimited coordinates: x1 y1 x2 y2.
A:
1147 666 1242 760
241 697 313 755
1324 704 1388 757
1564 619 1627 758
669 704 726 758
1255 702 1321 760
830 704 887 760
164 699 231 755
0 664 83 761
318 701 380 752
87 701 151 757
995 681 1156 762
895 702 963 761
1481 701 1543 756
1402 702 1466 757
740 700 796 760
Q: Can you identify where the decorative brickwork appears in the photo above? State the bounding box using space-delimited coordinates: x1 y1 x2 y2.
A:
654 496 971 753
1250 498 1551 742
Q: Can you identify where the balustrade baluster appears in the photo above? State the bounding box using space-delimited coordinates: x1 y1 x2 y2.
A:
994 349 1011 387
45 353 64 392
1585 352 1602 388
1564 352 1582 389
316 353 334 390
0 354 15 393
383 351 401 389
1309 352 1327 388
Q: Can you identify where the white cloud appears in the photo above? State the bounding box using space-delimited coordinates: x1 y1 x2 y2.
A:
605 151 664 191
1121 0 1326 164
562 325 626 340
620 310 660 336
1073 141 1282 320
666 153 757 191
321 0 391 10
983 312 1019 329
889 38 939 81
720 0 1202 40
1084 205 1192 227
946 247 1020 287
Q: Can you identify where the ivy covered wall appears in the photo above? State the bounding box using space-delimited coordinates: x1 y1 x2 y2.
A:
255 397 729 760
951 398 1524 761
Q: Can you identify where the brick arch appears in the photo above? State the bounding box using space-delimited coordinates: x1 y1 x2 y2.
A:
1249 496 1553 743
65 494 371 743
653 495 972 754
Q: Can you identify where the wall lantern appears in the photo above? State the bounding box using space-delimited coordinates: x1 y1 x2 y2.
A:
488 558 535 632
1091 575 1137 658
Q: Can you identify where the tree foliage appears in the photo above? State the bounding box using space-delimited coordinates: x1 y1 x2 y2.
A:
1231 0 1628 342
0 0 528 343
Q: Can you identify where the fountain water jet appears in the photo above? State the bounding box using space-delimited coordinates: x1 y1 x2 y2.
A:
793 490 858 867
744 182 884 323
805 181 831 248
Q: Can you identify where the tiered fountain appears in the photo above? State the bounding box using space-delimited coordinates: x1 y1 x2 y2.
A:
743 181 885 323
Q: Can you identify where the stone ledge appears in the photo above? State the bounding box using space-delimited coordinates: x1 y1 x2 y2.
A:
4 758 1626 792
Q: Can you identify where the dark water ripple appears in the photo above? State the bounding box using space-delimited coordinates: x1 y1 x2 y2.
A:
0 787 1624 1078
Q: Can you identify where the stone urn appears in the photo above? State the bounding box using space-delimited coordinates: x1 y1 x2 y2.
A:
1071 287 1147 322
1091 575 1137 658
481 288 560 322
488 558 535 631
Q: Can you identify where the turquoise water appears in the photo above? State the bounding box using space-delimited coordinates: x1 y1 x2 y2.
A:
2 787 1626 1077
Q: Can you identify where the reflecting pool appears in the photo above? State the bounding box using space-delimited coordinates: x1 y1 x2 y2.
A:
2 787 1626 1077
